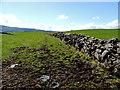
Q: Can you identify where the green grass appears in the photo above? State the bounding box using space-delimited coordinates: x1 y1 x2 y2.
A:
1 31 120 88
2 29 119 58
2 31 55 58
65 29 119 39
2 31 80 59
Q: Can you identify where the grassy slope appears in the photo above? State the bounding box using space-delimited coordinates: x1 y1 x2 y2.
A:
2 31 55 58
2 29 119 58
2 31 120 88
65 29 119 39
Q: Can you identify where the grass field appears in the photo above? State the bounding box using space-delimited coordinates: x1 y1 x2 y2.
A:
2 31 48 58
1 31 120 88
65 29 119 40
2 31 59 58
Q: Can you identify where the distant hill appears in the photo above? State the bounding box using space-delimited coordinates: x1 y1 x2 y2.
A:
0 25 47 32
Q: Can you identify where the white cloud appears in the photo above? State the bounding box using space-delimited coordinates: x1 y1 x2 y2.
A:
92 16 100 20
0 13 118 31
71 23 104 30
0 13 36 28
0 13 22 27
58 15 69 20
106 20 118 29
34 23 70 31
72 20 118 30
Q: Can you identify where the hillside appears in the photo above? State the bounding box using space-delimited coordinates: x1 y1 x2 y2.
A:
65 29 119 40
0 25 46 32
1 31 120 89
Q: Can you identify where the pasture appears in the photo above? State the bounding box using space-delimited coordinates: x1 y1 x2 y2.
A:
1 31 120 89
65 29 119 39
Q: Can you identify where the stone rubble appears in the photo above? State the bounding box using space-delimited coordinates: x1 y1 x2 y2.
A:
49 32 120 77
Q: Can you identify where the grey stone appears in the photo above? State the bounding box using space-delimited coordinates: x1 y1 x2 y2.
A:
101 50 109 60
107 38 118 43
91 37 94 39
110 56 116 61
113 59 120 65
116 42 120 47
65 33 70 35
96 49 102 53
89 39 93 43
10 64 18 68
117 48 120 53
50 82 60 88
105 43 113 49
99 40 105 44
40 75 50 82
94 52 100 60
75 43 79 48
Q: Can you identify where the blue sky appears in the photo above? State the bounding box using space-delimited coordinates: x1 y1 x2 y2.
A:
0 2 118 31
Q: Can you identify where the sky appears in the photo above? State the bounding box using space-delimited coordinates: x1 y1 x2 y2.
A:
0 2 119 31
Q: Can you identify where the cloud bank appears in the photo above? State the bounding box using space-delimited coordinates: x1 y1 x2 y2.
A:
0 13 118 31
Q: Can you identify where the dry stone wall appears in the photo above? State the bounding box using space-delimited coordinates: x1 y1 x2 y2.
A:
49 32 120 77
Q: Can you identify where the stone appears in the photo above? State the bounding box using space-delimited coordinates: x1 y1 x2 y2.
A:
50 82 60 88
91 46 96 50
10 64 18 68
40 75 50 82
65 33 70 35
89 39 93 43
105 43 113 49
107 38 118 43
99 40 105 44
113 59 120 65
116 42 120 47
101 50 109 60
96 49 102 53
75 43 79 48
94 52 100 60
110 56 116 61
117 48 120 53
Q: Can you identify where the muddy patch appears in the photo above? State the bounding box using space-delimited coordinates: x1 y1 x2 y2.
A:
2 45 120 89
